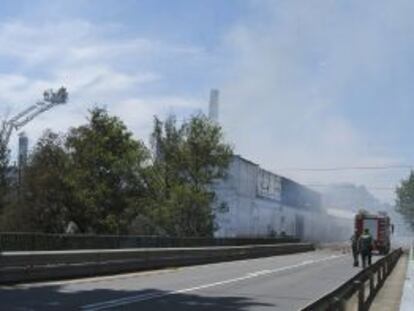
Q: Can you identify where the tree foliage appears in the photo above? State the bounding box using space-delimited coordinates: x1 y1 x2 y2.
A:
0 137 9 211
22 131 69 232
64 108 149 234
0 108 233 237
0 131 68 232
148 114 233 237
396 171 414 229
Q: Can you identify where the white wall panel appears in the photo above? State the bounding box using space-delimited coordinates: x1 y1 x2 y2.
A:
213 155 353 242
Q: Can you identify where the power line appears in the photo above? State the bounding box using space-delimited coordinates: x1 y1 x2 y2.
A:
277 165 413 172
305 184 396 191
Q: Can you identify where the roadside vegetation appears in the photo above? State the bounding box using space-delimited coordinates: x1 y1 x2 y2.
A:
0 108 233 236
396 172 414 230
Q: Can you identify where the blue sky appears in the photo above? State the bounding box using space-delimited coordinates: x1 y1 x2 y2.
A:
1 0 414 202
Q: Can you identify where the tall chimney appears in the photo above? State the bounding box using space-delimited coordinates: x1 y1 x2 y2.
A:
208 89 219 122
18 132 28 168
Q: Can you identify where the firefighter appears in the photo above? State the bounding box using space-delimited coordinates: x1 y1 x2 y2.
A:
351 230 360 267
358 228 373 268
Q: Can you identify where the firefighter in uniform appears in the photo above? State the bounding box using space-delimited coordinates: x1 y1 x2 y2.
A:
351 230 360 267
358 228 373 268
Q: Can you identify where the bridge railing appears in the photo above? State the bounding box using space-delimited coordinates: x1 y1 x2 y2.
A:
301 248 403 311
0 232 299 251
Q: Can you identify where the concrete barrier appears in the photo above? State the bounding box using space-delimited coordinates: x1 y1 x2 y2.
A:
0 243 314 284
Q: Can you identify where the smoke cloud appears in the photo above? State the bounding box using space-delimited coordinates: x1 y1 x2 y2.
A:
219 0 414 204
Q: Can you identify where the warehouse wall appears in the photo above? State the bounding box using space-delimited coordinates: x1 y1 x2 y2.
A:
213 155 352 242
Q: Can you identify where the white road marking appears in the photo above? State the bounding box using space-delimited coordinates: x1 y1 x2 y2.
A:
81 254 345 311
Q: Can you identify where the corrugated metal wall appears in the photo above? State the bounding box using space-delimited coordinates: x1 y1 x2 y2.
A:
213 155 352 242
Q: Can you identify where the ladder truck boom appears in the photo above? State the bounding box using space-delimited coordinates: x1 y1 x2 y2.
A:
0 87 68 147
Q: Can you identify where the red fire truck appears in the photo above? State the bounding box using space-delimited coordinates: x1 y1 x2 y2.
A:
355 211 394 255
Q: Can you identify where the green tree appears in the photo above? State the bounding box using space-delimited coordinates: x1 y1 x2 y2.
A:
22 131 70 232
0 109 233 236
0 138 9 212
148 114 233 237
0 131 69 232
65 108 149 234
0 137 10 231
396 171 414 230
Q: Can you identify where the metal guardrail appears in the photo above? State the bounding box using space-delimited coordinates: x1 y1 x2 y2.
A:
0 232 299 251
301 248 403 311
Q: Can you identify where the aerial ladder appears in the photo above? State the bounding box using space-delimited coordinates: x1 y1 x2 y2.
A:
0 87 68 148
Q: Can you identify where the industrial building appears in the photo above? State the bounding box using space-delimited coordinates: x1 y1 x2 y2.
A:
212 155 352 242
206 89 352 242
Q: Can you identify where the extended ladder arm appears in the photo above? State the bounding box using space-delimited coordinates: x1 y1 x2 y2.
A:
0 87 68 147
14 102 61 130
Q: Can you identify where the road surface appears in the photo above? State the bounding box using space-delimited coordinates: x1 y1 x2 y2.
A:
0 249 378 311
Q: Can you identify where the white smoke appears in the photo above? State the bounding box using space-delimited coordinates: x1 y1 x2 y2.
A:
218 0 414 204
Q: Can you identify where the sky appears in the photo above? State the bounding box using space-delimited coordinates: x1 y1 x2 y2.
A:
1 0 414 203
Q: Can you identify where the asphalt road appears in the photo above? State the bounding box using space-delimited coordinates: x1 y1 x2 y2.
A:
0 249 378 311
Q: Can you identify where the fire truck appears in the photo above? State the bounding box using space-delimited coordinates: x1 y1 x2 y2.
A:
354 211 393 255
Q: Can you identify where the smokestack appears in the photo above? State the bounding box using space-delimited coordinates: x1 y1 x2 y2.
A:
208 89 219 122
18 132 28 168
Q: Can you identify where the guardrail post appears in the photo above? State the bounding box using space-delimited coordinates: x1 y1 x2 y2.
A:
376 268 381 292
378 264 383 285
379 265 384 286
369 272 374 296
331 296 344 311
354 280 364 311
